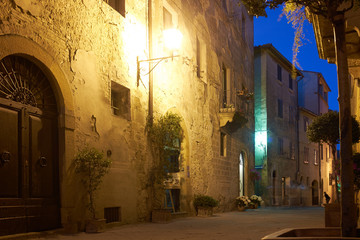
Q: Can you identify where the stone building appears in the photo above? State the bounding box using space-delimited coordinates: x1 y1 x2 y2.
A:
254 44 301 206
298 70 331 206
0 0 254 236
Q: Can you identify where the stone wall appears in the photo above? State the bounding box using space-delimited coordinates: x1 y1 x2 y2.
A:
0 0 254 229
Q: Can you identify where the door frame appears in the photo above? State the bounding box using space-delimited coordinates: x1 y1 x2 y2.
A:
0 35 76 230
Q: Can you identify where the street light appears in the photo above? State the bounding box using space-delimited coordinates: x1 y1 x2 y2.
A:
136 28 183 87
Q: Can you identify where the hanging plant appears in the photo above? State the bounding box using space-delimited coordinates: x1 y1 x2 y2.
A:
237 84 254 102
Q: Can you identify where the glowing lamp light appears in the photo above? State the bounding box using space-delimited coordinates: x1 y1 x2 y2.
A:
255 130 267 168
163 28 183 50
137 29 183 86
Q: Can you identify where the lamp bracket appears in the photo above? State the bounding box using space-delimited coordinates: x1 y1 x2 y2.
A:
137 55 180 87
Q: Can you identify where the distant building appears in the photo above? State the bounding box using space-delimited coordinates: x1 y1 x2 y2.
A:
298 71 331 205
254 44 301 206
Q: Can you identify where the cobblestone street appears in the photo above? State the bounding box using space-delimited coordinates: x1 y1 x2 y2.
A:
18 207 324 240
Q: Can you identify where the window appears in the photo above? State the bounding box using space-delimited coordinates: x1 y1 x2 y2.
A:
111 81 131 120
303 116 309 132
314 149 318 165
288 74 293 90
220 132 227 156
105 0 125 17
304 147 309 163
277 65 282 82
222 0 229 13
222 64 230 108
289 141 295 159
278 138 283 155
319 84 324 97
196 37 206 80
166 142 180 173
242 15 246 40
289 106 294 124
278 99 283 118
320 144 323 160
324 92 328 103
196 37 201 78
163 7 173 29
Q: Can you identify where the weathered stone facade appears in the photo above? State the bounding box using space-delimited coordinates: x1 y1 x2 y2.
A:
298 71 331 206
254 44 300 206
0 0 254 234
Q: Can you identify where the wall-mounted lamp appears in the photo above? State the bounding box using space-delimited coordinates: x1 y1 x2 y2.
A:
137 28 183 86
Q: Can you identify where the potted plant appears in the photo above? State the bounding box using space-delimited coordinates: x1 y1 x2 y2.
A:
249 195 263 209
74 147 111 233
193 195 218 217
235 196 250 211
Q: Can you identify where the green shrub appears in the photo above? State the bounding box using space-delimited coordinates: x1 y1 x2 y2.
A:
193 195 218 208
74 147 111 219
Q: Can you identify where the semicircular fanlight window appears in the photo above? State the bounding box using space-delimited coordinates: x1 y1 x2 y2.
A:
0 55 57 112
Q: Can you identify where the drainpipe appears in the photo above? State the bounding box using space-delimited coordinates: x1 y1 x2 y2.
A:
148 0 153 123
317 75 322 205
296 74 304 180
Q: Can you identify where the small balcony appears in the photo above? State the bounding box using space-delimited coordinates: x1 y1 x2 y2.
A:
220 88 252 128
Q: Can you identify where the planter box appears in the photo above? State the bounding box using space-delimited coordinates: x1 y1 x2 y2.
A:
85 219 106 233
325 203 340 227
262 228 360 240
151 209 172 223
197 207 213 217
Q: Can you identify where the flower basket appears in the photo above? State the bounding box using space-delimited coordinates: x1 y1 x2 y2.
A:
236 196 251 210
249 195 262 208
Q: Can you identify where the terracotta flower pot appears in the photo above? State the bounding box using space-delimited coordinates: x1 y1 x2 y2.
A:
237 206 246 211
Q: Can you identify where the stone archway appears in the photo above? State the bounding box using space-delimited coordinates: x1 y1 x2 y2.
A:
0 35 75 233
312 180 319 205
163 108 191 213
0 55 60 235
239 151 246 196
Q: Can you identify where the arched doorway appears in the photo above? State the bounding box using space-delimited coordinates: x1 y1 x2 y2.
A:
312 180 319 205
239 151 245 196
272 170 276 205
0 55 60 235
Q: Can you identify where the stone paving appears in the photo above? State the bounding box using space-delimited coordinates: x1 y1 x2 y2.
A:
13 207 325 240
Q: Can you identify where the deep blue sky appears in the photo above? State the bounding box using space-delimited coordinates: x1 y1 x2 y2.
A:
254 8 339 111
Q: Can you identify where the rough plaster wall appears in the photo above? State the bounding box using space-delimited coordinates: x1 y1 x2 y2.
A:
0 0 150 224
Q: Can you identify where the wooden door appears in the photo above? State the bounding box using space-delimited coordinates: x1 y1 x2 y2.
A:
0 55 60 236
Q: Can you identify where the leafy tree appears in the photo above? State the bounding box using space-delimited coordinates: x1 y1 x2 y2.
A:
307 111 360 201
74 147 111 219
241 0 360 236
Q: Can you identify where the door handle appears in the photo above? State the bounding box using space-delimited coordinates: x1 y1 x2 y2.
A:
1 151 11 167
38 156 47 167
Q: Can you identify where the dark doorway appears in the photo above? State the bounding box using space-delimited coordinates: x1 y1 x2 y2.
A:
312 180 319 205
0 55 60 235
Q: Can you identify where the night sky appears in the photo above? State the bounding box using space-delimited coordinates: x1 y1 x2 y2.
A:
254 7 339 111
